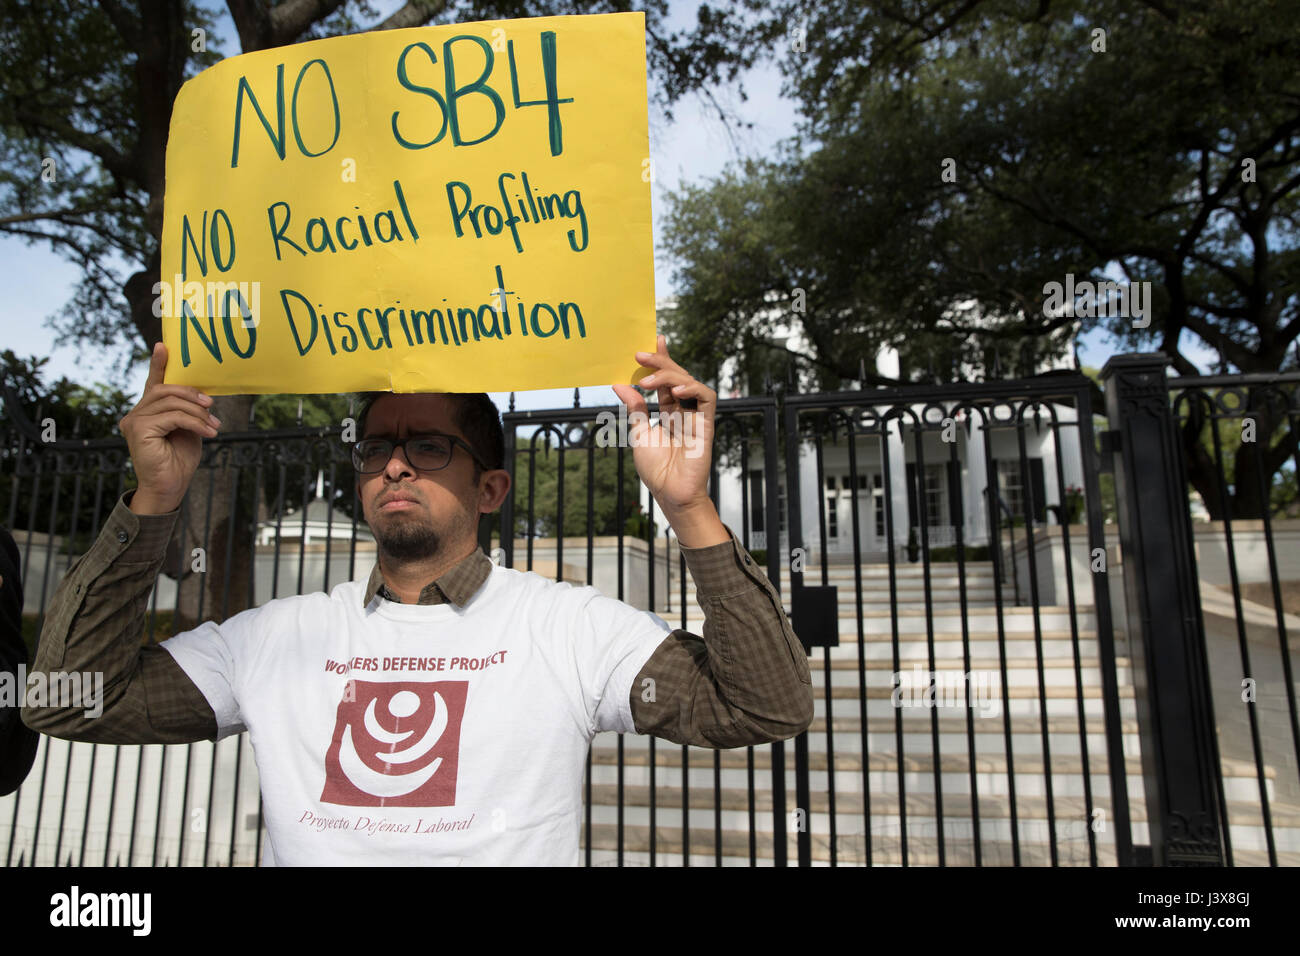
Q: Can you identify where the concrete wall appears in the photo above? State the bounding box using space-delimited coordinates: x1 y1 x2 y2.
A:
1002 524 1118 609
1191 521 1300 587
15 533 680 618
498 535 679 612
1003 520 1300 614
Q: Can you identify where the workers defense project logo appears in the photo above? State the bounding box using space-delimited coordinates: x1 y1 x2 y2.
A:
321 680 469 807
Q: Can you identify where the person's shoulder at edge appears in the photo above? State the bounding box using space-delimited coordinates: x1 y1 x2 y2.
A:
492 563 669 632
175 580 356 629
487 563 600 602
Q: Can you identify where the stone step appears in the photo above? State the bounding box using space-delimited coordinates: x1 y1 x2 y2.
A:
661 607 1098 634
577 826 1300 867
811 693 1139 722
804 655 1130 689
587 745 1269 781
806 713 1141 732
605 716 1142 758
683 564 1011 583
810 635 1112 660
606 708 1145 740
583 784 1298 825
581 786 1300 850
679 581 1015 599
806 686 1133 707
682 579 1013 594
586 746 1273 803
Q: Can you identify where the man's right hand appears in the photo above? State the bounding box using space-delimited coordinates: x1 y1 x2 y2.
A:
121 343 221 515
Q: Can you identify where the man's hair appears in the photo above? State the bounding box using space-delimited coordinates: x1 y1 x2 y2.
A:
354 392 505 477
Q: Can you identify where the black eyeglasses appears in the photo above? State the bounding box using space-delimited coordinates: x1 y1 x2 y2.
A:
351 434 488 474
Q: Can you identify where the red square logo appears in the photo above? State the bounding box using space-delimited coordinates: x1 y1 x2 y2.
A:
321 680 469 807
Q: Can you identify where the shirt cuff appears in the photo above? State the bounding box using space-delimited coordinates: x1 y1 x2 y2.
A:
678 523 768 600
110 492 180 561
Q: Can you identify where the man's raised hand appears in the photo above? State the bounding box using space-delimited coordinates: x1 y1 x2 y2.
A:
610 335 725 547
121 343 220 515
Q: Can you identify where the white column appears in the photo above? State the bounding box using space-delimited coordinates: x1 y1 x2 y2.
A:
965 412 989 544
1040 423 1061 516
799 442 819 564
1058 404 1085 495
885 417 909 556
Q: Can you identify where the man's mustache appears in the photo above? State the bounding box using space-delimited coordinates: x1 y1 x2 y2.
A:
374 487 427 509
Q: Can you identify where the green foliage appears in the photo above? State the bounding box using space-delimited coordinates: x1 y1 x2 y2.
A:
250 392 366 522
509 430 644 538
1 350 136 543
662 0 1300 392
622 503 658 541
1273 464 1299 518
1 350 134 430
0 0 721 367
925 544 991 563
1098 471 1118 525
1063 485 1085 524
0 0 226 371
1175 386 1298 519
252 393 359 432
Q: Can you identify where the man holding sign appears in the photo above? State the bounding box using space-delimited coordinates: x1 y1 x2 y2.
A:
22 12 811 864
22 337 812 865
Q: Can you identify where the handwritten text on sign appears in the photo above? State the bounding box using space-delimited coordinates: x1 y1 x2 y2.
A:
159 13 655 395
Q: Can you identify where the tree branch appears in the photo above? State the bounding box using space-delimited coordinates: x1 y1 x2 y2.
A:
0 205 105 227
270 0 350 45
1263 425 1300 478
94 0 141 49
226 0 272 52
13 108 134 183
1180 309 1260 370
377 0 448 32
1186 250 1252 294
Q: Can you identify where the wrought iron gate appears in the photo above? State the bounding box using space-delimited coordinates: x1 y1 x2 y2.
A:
4 358 1296 865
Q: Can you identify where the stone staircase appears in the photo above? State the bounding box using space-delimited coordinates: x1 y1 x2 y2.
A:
580 560 1300 866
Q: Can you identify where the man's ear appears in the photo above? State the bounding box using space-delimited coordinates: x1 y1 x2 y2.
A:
479 469 512 514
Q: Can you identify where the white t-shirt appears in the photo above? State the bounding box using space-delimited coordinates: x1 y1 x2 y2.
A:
161 564 671 865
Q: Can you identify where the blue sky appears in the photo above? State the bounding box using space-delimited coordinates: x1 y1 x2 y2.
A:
0 1 1214 413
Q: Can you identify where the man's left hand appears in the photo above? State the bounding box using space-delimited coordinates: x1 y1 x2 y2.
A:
611 335 727 547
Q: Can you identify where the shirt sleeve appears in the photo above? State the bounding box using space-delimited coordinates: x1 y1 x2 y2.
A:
158 612 255 740
21 494 219 744
628 523 814 749
573 589 673 736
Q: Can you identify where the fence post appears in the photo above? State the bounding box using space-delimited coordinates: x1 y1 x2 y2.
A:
780 397 811 868
1101 353 1224 865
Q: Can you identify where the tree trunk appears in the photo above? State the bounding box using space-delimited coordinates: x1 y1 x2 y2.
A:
163 395 256 632
1181 389 1293 521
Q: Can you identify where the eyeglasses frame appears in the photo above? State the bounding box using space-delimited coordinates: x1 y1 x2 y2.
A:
351 432 491 474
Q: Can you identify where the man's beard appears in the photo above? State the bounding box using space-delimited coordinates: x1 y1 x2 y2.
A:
372 515 446 562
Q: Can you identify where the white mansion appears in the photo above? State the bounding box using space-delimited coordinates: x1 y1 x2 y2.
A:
655 297 1089 564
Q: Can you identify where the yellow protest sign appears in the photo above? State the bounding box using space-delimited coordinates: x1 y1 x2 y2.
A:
159 12 655 395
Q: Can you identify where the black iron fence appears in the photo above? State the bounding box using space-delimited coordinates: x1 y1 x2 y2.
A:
1 353 1297 865
1156 367 1300 866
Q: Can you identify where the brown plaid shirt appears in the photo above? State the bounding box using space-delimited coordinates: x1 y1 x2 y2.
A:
23 494 812 749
